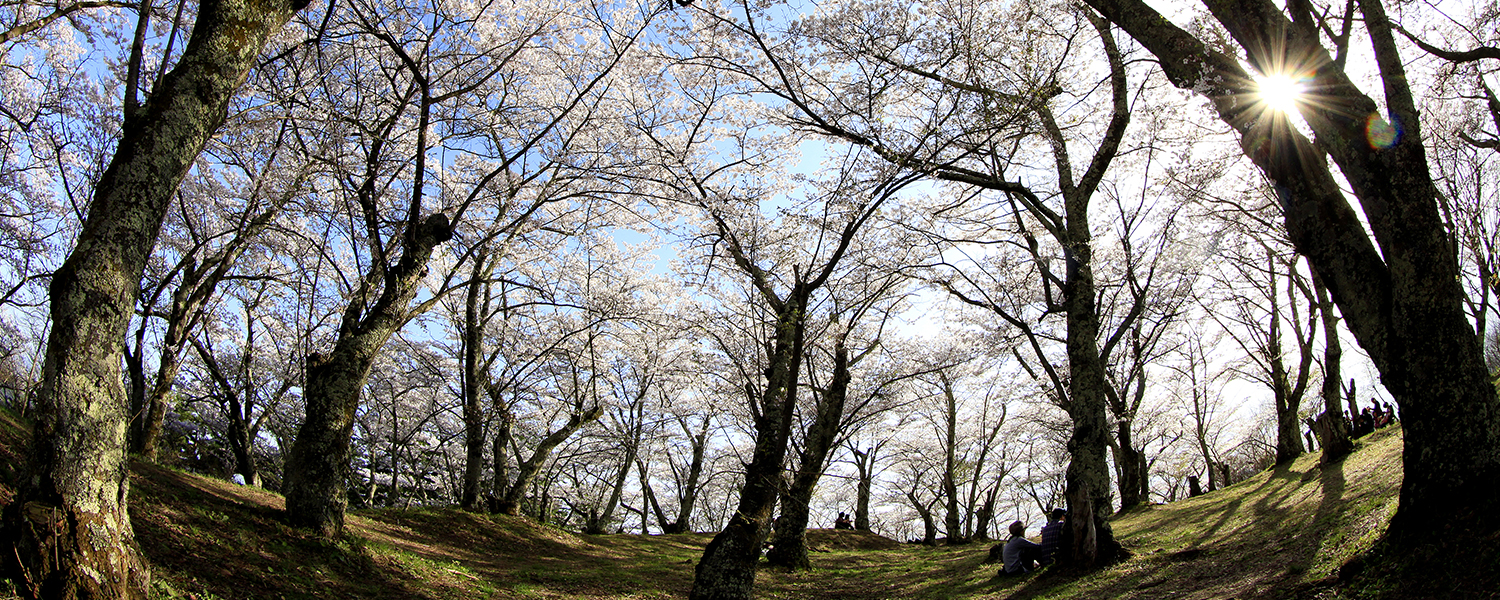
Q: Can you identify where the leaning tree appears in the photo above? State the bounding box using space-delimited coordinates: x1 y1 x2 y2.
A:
0 0 309 596
1082 0 1500 579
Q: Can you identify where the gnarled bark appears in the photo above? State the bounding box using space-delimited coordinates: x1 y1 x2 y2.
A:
282 214 452 535
690 292 808 600
0 0 304 596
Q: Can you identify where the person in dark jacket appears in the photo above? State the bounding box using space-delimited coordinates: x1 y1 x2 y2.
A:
1038 508 1067 566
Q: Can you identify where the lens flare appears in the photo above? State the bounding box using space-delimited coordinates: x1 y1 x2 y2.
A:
1255 74 1305 115
1365 113 1401 149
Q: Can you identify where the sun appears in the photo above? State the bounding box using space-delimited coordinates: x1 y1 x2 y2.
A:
1255 73 1305 115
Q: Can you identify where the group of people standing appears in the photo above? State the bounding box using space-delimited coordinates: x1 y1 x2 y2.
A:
999 507 1068 575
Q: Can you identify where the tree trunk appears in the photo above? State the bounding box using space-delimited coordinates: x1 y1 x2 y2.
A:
460 261 486 510
586 428 638 534
638 457 674 533
851 445 876 532
907 490 939 546
1267 253 1308 464
671 417 711 533
938 372 966 545
1045 11 1129 568
135 204 285 460
1082 0 1500 547
1312 270 1354 462
282 213 451 534
974 485 998 541
1063 263 1122 566
226 393 260 487
1272 384 1306 463
1115 421 1145 513
690 293 807 600
767 339 851 570
123 339 150 454
0 0 302 596
283 54 453 531
496 402 602 516
487 402 513 512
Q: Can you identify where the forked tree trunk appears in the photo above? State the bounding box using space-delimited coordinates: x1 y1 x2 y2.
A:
1311 271 1353 462
282 213 452 535
671 417 711 533
586 416 640 534
850 444 878 531
133 205 284 460
495 402 602 516
767 339 851 570
0 1 303 596
907 490 938 546
974 488 997 541
1267 253 1310 464
690 293 807 600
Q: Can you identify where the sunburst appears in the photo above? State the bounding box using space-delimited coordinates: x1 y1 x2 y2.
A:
1255 73 1305 116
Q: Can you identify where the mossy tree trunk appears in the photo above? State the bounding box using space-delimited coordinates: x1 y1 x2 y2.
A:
0 0 304 596
281 211 451 534
281 64 454 532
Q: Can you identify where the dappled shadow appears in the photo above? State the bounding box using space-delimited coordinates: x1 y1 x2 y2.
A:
114 425 1404 600
762 542 999 599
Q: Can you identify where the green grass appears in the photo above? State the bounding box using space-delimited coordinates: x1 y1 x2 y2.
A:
0 414 1423 599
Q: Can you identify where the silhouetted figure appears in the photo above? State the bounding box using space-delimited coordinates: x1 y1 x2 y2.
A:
1188 475 1203 497
833 512 853 530
1383 401 1397 424
1355 408 1375 437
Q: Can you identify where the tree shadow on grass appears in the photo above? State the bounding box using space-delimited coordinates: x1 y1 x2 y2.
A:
353 509 709 599
975 440 1394 600
130 461 430 600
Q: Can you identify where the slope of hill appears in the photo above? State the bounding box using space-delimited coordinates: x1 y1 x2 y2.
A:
0 410 1426 599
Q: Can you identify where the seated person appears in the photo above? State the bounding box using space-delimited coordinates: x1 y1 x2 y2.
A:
1002 520 1043 575
833 512 853 530
1037 508 1067 566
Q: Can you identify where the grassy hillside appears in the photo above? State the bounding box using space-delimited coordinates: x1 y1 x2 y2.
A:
0 411 1424 599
